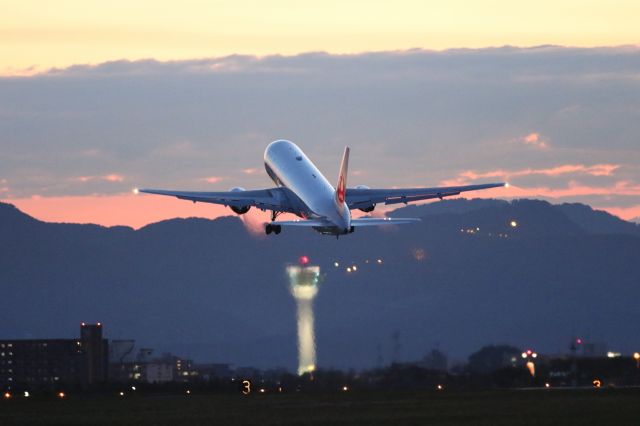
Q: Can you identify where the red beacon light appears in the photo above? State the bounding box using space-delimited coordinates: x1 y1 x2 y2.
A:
299 256 310 266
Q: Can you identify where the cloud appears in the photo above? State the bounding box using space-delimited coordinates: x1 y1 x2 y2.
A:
1 46 639 226
74 174 125 183
462 180 640 201
441 164 622 186
521 132 549 149
202 176 224 184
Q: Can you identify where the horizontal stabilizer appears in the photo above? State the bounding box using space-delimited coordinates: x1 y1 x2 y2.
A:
351 217 421 226
270 219 330 227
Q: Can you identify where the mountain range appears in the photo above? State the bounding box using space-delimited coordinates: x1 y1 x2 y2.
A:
1 198 638 370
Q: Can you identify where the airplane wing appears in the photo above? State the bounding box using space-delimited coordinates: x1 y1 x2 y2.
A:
346 183 505 209
137 187 295 212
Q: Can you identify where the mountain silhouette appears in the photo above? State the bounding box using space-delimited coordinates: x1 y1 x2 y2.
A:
1 199 638 370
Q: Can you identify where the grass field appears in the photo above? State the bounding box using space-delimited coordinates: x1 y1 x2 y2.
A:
1 389 639 425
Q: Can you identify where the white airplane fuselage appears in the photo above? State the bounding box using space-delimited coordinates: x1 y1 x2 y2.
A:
264 140 351 234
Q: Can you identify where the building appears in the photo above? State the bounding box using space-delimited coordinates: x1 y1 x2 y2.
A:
0 323 108 390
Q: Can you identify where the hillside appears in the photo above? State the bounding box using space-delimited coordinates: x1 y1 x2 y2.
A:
1 199 639 370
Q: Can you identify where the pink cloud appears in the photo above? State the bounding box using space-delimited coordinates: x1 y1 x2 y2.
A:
446 163 621 185
202 176 224 183
74 174 125 183
521 132 549 149
459 180 640 200
104 174 124 182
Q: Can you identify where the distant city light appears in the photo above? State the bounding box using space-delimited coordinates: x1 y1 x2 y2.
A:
259 388 265 393
352 265 357 271
521 352 527 359
58 392 66 399
342 386 349 392
299 256 309 266
593 379 602 388
376 259 383 264
119 391 124 397
346 267 352 273
510 220 518 227
436 384 443 391
334 262 339 267
3 392 10 399
544 383 550 388
23 391 29 398
633 352 640 360
607 352 621 358
576 338 583 344
131 386 136 391
186 390 191 395
531 353 538 359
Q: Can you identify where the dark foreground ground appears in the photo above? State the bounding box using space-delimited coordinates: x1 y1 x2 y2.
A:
1 389 639 426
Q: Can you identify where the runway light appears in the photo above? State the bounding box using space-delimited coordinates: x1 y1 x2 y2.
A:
58 392 65 399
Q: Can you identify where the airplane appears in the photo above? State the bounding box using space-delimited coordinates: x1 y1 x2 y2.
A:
138 140 505 236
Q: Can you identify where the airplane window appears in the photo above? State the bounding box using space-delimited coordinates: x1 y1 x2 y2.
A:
296 156 303 161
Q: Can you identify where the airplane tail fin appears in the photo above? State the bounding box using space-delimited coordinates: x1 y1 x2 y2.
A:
335 146 350 204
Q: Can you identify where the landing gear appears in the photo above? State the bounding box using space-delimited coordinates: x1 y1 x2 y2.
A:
265 224 282 235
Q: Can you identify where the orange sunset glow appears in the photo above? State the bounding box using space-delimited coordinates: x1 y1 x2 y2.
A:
2 1 640 74
1 1 639 227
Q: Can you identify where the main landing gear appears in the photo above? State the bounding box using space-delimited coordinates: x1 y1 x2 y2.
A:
265 223 282 235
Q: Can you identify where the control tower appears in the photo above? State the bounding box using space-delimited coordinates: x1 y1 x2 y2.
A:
286 256 320 376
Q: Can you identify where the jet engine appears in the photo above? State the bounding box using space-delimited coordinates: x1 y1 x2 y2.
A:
229 187 251 214
355 185 376 212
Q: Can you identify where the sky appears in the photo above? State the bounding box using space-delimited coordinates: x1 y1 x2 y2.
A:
1 1 639 227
